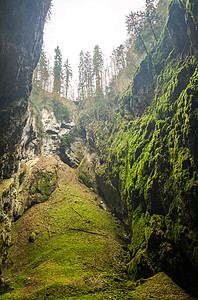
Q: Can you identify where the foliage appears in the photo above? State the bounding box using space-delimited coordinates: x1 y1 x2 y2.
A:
126 10 149 54
29 87 71 139
93 45 104 97
53 99 70 122
0 157 128 299
97 55 198 286
78 51 86 100
78 46 104 101
84 51 94 98
38 49 49 90
53 46 63 96
74 0 198 291
32 49 49 92
126 0 168 55
63 59 72 98
60 126 77 152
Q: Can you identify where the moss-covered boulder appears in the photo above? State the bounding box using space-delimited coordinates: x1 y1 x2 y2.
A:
14 157 58 218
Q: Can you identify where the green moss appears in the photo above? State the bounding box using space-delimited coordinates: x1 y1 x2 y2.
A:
77 157 97 190
29 232 37 243
53 99 70 122
96 57 198 283
29 90 71 138
0 178 14 198
60 127 77 152
0 159 130 299
28 168 58 205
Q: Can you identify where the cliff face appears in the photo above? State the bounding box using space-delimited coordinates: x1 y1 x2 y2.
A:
0 0 51 275
0 0 51 180
89 0 198 293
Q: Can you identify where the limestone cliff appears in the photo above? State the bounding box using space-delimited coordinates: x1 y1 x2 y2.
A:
0 0 51 276
0 0 51 180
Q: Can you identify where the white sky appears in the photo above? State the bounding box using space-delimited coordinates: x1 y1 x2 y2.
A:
44 0 146 81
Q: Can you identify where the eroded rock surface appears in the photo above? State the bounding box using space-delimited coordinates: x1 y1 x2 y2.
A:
0 0 51 274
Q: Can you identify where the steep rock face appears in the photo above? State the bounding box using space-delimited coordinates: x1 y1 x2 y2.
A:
91 0 198 293
12 105 75 217
0 0 51 181
0 0 51 275
121 0 198 116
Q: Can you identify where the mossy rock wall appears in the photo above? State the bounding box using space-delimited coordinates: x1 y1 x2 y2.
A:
94 0 198 290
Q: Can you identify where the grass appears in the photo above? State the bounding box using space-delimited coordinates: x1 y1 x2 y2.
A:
0 156 127 299
0 156 192 299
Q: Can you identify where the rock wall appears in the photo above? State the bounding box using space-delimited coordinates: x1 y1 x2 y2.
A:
0 0 51 275
78 0 198 294
0 0 51 181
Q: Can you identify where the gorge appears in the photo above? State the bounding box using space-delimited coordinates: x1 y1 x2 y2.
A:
0 0 198 299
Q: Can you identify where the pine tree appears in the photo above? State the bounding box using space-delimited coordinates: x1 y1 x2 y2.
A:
126 11 148 54
116 44 126 71
145 0 158 42
84 51 93 98
63 59 72 98
110 45 126 77
53 46 63 96
93 45 104 96
110 49 119 77
39 49 49 90
32 64 40 94
78 50 86 101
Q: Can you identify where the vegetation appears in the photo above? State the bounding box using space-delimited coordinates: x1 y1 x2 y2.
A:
53 46 63 96
28 0 198 295
0 157 128 299
79 0 198 292
0 157 190 299
1 0 198 298
126 0 168 55
29 85 72 136
33 45 73 99
53 99 70 122
63 59 73 99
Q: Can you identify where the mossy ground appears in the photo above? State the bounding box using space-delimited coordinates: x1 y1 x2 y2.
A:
0 156 126 299
0 157 192 299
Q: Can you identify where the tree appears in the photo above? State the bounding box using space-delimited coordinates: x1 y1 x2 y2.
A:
39 49 49 90
110 49 119 78
32 48 49 93
145 0 158 42
110 44 126 77
53 46 63 96
115 44 126 71
155 0 169 38
78 50 86 100
32 64 40 94
126 11 148 54
93 45 104 96
63 59 72 98
126 0 169 55
84 51 93 98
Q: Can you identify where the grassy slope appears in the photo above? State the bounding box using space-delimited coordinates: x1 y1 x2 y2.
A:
0 156 191 299
1 156 126 299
